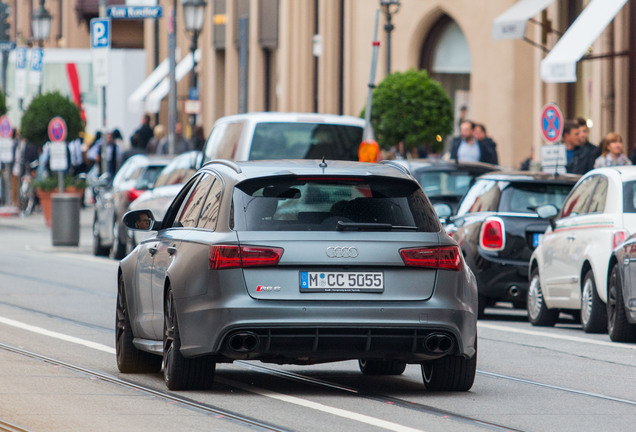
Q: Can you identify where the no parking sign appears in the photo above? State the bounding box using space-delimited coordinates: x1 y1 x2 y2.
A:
540 103 564 144
540 103 566 173
48 117 68 172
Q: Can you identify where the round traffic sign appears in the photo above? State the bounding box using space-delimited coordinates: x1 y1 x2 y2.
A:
540 103 564 144
48 116 68 142
0 115 12 138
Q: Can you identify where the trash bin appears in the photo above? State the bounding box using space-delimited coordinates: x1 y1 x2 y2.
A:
51 193 81 246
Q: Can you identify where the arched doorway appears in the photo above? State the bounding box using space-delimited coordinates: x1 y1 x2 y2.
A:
420 14 471 136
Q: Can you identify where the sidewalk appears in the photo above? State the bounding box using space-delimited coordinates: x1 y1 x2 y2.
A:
0 204 95 255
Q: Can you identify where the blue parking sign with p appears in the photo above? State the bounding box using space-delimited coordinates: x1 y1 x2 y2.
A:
90 18 111 49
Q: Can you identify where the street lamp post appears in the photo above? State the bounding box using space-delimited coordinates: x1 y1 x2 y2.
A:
380 0 400 77
31 0 52 94
182 0 206 127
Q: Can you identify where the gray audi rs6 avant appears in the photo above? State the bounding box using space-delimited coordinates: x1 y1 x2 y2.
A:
116 159 478 391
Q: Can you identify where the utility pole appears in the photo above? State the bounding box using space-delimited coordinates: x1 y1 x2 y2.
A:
168 0 177 155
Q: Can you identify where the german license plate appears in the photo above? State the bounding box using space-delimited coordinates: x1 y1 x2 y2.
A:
533 233 544 247
300 271 384 292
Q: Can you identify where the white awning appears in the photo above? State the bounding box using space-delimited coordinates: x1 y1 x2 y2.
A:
492 0 556 40
541 0 627 83
144 49 201 114
127 58 170 113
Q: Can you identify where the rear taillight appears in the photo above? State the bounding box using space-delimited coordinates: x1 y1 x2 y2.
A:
480 217 505 251
209 245 283 269
399 246 463 271
612 230 628 249
127 188 143 202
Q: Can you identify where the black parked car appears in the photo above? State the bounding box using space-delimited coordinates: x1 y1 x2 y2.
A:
392 159 498 221
606 234 636 342
446 171 579 317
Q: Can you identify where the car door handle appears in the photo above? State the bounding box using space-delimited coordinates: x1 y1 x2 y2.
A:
149 246 158 255
167 246 177 256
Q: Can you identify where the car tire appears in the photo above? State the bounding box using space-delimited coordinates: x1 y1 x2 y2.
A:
163 285 216 390
607 265 636 342
580 269 607 334
115 274 162 373
527 268 559 327
358 359 406 375
421 340 476 392
93 215 110 257
111 221 127 260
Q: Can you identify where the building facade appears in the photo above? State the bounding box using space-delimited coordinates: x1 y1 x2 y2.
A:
4 0 634 168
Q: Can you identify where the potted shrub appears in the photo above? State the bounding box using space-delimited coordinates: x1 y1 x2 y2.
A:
32 176 86 227
362 68 453 156
21 92 84 227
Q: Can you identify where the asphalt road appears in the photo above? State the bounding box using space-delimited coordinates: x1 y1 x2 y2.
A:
1 207 635 432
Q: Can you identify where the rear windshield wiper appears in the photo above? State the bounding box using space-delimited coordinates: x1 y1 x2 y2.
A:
336 221 418 231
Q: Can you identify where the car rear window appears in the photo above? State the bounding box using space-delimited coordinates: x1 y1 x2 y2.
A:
232 176 440 232
413 169 479 198
248 123 363 161
498 182 573 213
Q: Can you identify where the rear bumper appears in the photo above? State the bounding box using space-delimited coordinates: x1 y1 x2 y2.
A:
474 251 529 302
176 296 477 363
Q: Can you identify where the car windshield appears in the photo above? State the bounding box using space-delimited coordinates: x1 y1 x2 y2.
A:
137 165 165 189
232 176 440 232
498 182 573 213
413 169 479 198
248 122 363 161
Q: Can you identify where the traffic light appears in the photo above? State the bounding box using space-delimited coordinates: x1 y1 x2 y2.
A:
0 2 10 42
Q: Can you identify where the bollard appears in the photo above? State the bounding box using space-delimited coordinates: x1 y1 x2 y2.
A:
51 193 81 246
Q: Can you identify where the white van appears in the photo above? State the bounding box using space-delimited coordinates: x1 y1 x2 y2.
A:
202 112 365 163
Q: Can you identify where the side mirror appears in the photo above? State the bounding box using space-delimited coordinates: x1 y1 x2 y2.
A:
536 204 558 219
433 203 453 220
123 210 158 231
536 204 558 230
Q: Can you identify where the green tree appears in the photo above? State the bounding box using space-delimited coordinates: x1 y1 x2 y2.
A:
20 91 83 148
364 68 453 154
0 90 7 117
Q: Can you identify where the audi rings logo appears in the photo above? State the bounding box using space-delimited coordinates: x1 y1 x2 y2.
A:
326 246 359 258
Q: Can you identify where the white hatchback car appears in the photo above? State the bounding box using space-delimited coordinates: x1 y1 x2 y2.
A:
528 166 636 333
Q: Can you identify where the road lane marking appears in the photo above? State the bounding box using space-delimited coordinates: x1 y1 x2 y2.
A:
478 322 636 350
0 316 115 354
0 315 426 432
219 378 426 432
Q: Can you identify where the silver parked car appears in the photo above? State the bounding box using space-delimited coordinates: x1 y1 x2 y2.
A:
116 159 478 391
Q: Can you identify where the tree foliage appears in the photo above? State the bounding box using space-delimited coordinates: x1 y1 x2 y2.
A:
364 68 453 153
20 92 83 148
0 90 7 117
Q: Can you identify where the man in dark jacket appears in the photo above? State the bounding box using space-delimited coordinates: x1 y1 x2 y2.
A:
473 123 499 165
449 120 497 165
566 118 600 175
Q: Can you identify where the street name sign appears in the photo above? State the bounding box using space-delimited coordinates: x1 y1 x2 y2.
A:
107 6 163 19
